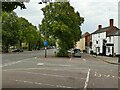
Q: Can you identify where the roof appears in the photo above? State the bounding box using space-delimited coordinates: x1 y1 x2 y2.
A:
107 30 120 36
92 26 120 36
82 32 90 37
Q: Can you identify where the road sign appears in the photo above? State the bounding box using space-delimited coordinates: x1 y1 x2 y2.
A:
44 41 48 47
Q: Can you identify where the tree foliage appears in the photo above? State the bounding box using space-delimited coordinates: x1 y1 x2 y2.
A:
40 2 84 56
2 11 20 52
2 2 26 12
18 17 43 51
2 12 43 52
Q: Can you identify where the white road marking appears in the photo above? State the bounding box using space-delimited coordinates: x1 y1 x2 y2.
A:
94 72 97 76
103 75 107 77
70 58 72 61
103 74 110 78
83 59 86 62
35 57 37 59
2 58 34 67
112 76 115 78
37 63 72 67
15 80 73 88
37 63 44 66
84 69 91 89
106 75 110 77
1 61 22 67
3 67 88 72
98 74 102 77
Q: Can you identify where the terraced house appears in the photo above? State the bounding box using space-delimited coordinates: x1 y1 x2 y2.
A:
92 19 120 56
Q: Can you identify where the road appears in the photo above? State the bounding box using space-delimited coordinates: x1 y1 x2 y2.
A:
2 49 119 89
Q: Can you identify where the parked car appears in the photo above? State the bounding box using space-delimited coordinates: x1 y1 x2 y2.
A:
12 48 23 52
73 49 81 57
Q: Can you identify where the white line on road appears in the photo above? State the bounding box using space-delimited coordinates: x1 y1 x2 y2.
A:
94 72 97 76
98 74 102 77
2 58 34 67
112 76 115 78
3 67 88 72
83 59 86 62
37 63 73 67
15 80 73 88
84 69 91 89
106 75 110 77
69 58 72 61
37 63 44 66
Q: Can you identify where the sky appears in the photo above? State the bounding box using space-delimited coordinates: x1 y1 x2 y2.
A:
14 0 119 34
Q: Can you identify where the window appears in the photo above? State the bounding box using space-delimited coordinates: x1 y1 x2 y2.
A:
109 37 111 42
108 47 110 53
98 34 100 38
96 41 98 44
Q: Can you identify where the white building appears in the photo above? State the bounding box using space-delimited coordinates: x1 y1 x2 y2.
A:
92 19 120 56
106 30 120 56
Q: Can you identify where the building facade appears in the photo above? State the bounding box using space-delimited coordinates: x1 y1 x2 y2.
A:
92 19 119 56
106 30 120 56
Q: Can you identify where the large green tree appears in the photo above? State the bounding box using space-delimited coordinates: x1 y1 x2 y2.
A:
2 11 20 52
40 2 84 56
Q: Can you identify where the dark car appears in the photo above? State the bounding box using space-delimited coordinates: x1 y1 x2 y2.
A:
12 48 23 52
73 49 81 57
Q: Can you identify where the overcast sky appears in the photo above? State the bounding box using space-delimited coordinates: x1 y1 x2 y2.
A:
14 0 119 34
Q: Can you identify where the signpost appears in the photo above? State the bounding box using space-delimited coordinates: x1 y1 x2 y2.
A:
44 41 48 58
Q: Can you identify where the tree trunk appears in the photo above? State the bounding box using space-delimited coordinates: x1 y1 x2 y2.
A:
28 42 32 51
2 44 9 53
19 40 22 49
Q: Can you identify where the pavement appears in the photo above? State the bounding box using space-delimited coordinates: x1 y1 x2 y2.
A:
90 54 119 65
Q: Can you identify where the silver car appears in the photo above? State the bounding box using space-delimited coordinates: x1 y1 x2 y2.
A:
73 49 81 57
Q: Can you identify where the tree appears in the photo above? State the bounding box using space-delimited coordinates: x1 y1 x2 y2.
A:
2 2 26 12
40 2 84 56
18 17 30 49
18 17 43 51
2 11 20 52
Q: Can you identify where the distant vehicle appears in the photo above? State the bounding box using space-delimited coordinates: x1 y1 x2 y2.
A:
73 49 81 57
12 48 23 52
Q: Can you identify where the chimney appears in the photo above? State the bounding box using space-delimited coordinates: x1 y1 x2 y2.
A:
98 25 102 29
109 19 114 27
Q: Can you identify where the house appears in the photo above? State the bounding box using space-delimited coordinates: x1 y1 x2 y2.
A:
92 19 119 56
85 33 92 53
76 36 85 52
76 32 91 52
106 30 120 56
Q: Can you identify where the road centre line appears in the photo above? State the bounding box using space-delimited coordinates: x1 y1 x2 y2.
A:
15 79 73 88
84 69 91 89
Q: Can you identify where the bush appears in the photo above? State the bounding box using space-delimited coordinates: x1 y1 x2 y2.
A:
57 49 69 57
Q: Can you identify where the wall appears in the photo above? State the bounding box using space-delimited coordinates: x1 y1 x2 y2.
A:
92 32 106 54
114 36 120 55
76 37 85 52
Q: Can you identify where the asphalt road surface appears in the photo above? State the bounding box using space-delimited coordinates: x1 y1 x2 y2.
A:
2 49 119 89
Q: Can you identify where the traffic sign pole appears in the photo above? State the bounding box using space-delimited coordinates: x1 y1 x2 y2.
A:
44 41 48 58
45 46 47 58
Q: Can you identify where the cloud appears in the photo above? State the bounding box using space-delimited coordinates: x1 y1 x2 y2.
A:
14 0 119 34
